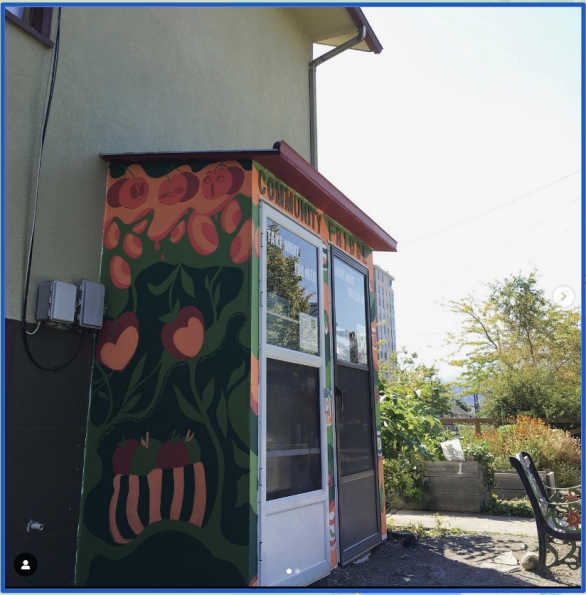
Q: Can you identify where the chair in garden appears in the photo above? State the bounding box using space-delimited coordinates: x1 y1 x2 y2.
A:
509 451 581 574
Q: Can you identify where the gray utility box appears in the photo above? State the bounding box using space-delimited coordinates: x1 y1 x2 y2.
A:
36 281 77 324
78 279 105 329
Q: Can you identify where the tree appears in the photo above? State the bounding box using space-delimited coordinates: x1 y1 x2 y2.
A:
266 222 314 352
379 349 453 416
446 271 581 419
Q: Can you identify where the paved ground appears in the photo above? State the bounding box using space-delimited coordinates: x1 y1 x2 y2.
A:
312 511 580 588
388 510 538 536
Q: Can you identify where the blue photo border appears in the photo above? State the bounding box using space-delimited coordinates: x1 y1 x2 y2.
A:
1 1 584 592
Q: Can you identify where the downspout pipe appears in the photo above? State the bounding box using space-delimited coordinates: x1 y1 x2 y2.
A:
309 26 366 170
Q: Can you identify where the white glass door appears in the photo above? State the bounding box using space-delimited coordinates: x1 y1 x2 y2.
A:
258 204 330 586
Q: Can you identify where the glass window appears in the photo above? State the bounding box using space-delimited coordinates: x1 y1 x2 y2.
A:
266 219 319 355
333 257 368 366
266 359 321 500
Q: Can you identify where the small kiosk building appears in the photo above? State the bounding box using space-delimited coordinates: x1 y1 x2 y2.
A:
77 141 397 587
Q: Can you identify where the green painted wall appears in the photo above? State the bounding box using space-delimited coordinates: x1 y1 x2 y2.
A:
77 159 259 587
4 7 312 322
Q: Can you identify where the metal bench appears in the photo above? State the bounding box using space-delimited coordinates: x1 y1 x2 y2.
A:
509 451 581 574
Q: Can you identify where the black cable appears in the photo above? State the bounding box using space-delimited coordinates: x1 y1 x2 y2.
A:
20 7 81 373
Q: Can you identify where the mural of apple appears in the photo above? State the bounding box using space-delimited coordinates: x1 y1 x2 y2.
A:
107 175 150 209
221 199 242 234
103 220 120 250
123 233 142 259
130 432 162 476
110 255 132 289
187 212 219 255
97 312 139 372
112 438 140 476
158 171 200 206
161 306 205 360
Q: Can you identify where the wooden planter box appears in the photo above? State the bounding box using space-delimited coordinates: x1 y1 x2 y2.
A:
389 460 490 513
493 469 555 500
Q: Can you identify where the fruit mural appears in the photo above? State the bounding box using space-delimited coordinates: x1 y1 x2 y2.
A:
77 160 258 587
78 157 384 588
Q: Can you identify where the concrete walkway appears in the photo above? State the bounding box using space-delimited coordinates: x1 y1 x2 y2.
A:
388 509 538 536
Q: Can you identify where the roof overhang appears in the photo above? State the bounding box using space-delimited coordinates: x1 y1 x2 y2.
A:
101 141 397 252
289 7 383 54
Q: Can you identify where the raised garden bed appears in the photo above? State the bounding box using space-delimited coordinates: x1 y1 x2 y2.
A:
494 469 555 500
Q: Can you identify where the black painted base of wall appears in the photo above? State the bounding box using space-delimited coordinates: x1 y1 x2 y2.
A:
4 318 94 588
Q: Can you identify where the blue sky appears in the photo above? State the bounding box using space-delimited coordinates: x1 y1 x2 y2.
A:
316 5 582 379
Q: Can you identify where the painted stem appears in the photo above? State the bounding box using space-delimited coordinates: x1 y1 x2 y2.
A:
109 475 131 545
147 468 162 524
189 462 206 527
170 467 184 520
126 474 144 536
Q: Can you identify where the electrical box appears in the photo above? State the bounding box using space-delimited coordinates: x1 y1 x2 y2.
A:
78 279 105 329
36 281 77 324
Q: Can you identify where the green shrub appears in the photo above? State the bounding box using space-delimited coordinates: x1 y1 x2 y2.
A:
482 494 534 518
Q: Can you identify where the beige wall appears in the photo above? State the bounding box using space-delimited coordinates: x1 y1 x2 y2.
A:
5 7 312 320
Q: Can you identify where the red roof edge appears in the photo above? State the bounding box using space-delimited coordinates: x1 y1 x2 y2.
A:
100 142 397 252
345 7 383 54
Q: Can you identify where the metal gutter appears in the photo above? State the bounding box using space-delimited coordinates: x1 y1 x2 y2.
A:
309 26 366 170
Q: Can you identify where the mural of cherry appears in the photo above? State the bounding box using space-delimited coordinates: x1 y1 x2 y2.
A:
187 212 219 255
170 220 186 244
110 255 132 289
103 220 120 250
107 169 150 209
221 199 242 234
158 169 200 206
123 233 142 259
97 312 139 372
230 218 253 264
161 306 205 361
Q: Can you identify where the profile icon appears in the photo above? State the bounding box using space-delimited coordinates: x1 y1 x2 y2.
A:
14 553 37 576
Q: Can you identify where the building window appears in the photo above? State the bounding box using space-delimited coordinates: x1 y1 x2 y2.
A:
5 7 54 47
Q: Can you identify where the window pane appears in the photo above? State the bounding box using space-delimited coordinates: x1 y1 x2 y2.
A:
266 359 321 500
266 219 319 355
333 258 368 365
6 6 24 19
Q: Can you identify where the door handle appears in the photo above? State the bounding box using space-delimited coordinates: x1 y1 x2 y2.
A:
335 386 344 412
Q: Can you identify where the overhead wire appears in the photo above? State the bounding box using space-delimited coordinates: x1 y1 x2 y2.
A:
403 169 581 246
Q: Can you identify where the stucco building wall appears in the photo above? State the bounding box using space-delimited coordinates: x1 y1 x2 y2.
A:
5 6 312 322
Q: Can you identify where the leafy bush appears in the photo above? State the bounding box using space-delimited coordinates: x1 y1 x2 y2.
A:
482 494 534 518
380 392 451 505
480 416 581 487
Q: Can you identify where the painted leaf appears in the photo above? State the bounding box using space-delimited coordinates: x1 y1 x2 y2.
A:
124 393 142 413
174 385 204 423
235 474 248 508
217 396 228 439
97 391 110 402
159 300 181 323
148 269 178 295
202 379 215 411
227 361 246 394
128 352 147 391
180 267 195 298
233 443 249 469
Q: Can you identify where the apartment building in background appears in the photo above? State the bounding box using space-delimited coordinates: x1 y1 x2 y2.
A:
374 265 396 371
